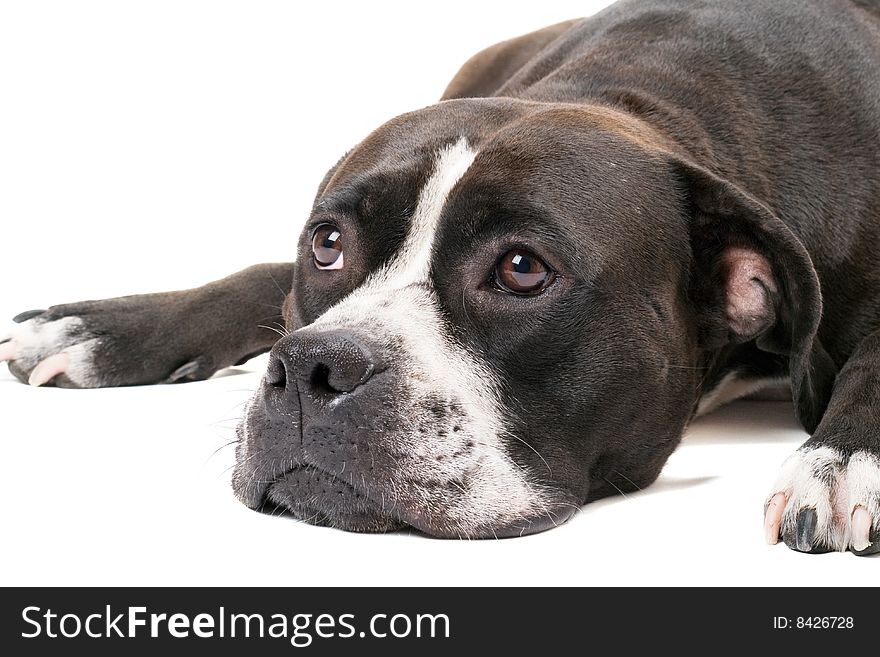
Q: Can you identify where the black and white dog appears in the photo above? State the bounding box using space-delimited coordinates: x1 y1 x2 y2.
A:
3 0 880 553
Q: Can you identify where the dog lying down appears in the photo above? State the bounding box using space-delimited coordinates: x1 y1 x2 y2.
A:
3 0 880 553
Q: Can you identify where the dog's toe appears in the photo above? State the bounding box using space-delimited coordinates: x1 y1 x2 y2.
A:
1 315 97 387
27 352 71 387
767 446 880 554
783 507 832 553
763 492 786 544
850 507 877 555
0 341 16 362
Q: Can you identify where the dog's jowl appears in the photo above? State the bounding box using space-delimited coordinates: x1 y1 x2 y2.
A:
4 0 880 551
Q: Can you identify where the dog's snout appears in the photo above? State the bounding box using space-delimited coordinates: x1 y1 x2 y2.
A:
268 330 378 398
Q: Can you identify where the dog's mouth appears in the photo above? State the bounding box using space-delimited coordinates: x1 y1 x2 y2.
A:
239 465 580 539
248 465 409 534
232 396 580 538
238 464 578 538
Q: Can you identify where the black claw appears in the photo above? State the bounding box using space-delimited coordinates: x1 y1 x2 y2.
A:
12 309 46 323
795 508 818 552
783 507 830 553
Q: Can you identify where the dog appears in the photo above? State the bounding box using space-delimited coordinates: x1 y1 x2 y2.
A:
3 0 880 552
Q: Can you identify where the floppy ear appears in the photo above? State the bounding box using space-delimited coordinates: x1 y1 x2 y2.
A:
671 158 837 432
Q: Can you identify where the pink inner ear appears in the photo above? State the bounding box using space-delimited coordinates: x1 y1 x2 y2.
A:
722 246 778 338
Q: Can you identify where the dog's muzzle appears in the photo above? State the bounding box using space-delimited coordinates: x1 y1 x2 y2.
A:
233 330 404 528
233 329 574 537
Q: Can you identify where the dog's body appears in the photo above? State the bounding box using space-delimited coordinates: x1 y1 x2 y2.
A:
4 0 880 551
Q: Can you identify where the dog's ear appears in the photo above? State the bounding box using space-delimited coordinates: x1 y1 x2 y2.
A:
671 158 837 432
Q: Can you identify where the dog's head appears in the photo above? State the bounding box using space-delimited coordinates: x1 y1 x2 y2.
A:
233 98 834 537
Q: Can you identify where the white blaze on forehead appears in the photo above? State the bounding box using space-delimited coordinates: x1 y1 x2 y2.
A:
374 137 477 286
305 137 553 531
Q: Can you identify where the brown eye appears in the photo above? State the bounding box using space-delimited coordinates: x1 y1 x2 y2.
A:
312 224 344 270
494 250 555 295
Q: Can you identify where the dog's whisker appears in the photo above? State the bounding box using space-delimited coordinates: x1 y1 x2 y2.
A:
448 479 467 495
498 428 553 476
613 470 643 492
207 439 241 460
265 270 289 302
602 476 630 499
256 302 285 312
258 324 288 338
209 416 247 426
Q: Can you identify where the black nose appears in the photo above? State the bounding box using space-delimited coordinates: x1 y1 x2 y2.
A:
267 330 378 399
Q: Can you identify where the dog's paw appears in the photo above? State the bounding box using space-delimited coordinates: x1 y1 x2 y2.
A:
764 446 880 555
1 299 215 388
0 309 103 387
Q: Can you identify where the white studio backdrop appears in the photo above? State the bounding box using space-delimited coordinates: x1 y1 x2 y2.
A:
2 1 875 585
0 0 609 306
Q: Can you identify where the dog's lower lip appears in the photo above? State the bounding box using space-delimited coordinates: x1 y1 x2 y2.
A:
258 465 409 533
258 497 330 525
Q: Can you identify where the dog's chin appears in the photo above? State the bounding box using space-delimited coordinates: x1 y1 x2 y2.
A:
263 499 407 534
239 465 579 539
259 467 408 534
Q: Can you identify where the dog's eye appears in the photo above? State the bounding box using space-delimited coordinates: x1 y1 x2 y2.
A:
493 250 555 295
312 224 344 270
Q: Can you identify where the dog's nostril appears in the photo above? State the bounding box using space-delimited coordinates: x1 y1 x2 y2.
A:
269 330 380 401
266 356 287 389
309 363 339 395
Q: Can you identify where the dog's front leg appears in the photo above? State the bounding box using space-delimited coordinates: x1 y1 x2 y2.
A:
765 329 880 555
0 263 294 388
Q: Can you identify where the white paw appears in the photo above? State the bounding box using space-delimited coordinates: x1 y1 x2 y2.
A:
764 446 880 554
1 315 98 387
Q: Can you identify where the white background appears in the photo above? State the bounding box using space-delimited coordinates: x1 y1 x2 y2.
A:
0 0 875 585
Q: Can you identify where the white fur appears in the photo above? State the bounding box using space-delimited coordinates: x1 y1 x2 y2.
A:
769 446 880 551
301 138 553 533
6 317 98 386
844 452 880 533
389 137 477 283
